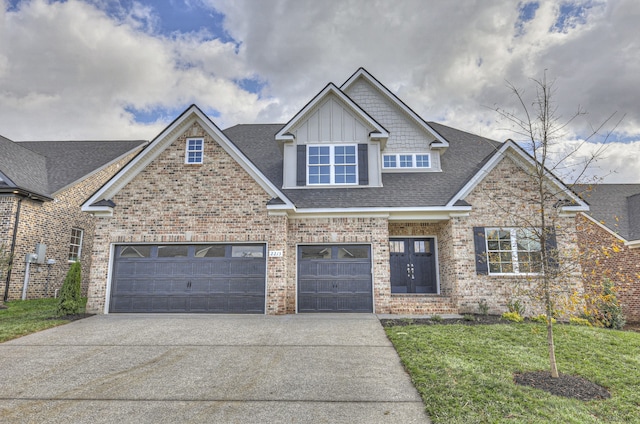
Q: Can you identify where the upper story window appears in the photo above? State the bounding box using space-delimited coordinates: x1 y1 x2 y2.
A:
383 153 430 169
68 228 83 262
308 144 357 185
185 138 204 164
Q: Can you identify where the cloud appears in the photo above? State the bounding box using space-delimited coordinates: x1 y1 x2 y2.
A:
0 0 638 183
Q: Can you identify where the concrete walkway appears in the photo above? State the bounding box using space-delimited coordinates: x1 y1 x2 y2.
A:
0 314 429 423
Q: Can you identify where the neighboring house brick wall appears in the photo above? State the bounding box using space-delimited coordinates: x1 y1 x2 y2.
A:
577 214 640 323
87 122 288 315
3 151 138 300
454 156 583 315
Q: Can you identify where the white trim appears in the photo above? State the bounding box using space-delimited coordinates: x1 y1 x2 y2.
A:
447 140 589 212
82 105 295 214
103 243 116 314
275 83 389 143
68 227 83 262
340 68 449 148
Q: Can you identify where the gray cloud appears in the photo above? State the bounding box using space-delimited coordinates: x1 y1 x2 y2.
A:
1 0 638 182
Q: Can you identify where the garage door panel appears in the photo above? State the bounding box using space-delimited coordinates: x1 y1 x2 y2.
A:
110 244 265 313
298 245 372 313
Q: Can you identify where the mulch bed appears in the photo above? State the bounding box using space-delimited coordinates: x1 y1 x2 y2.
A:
382 314 613 401
514 371 610 401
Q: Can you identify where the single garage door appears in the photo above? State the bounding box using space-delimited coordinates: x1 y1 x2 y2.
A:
110 244 266 313
298 245 372 313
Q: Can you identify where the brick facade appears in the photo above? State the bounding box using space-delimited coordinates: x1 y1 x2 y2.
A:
577 214 640 323
454 156 583 316
2 151 138 301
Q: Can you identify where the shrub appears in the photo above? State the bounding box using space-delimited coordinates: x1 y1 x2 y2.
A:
57 262 82 316
430 314 443 323
530 314 556 324
478 299 489 316
501 311 524 322
595 279 626 330
570 317 593 327
463 314 476 322
507 298 526 316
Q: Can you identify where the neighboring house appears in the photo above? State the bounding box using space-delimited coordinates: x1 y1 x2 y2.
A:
81 68 589 315
0 136 146 301
575 184 640 322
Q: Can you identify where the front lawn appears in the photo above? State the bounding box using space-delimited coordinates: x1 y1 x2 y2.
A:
0 298 87 343
385 322 640 423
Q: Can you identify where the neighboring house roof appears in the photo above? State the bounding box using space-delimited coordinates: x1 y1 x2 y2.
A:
0 135 146 199
0 134 50 199
575 184 640 244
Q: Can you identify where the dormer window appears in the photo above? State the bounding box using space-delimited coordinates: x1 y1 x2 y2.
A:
383 153 431 169
308 144 357 185
185 138 204 164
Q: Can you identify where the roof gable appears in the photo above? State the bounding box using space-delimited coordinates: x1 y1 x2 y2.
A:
82 105 294 215
275 83 388 144
341 68 449 148
448 140 589 213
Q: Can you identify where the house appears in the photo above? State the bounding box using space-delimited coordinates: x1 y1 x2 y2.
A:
576 184 640 322
81 68 589 315
0 136 146 302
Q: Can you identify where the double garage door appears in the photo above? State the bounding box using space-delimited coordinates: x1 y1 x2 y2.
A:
110 244 266 313
109 243 373 314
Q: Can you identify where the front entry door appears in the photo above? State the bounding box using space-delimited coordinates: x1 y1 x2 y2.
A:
389 238 437 294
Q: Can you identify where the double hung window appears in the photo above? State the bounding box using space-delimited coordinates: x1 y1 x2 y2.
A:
185 138 204 164
68 228 83 262
308 145 357 185
485 228 542 274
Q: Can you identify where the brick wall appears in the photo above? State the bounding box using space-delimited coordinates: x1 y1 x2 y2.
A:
87 121 289 314
577 214 640 323
3 150 139 300
455 155 583 316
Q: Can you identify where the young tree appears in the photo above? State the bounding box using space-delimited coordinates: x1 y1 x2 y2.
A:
493 72 621 378
57 262 82 316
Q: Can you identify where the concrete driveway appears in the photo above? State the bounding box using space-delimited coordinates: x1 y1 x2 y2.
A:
0 314 429 423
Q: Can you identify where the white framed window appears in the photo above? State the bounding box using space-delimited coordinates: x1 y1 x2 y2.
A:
68 228 83 262
307 144 357 185
485 228 542 274
383 153 431 169
185 138 204 164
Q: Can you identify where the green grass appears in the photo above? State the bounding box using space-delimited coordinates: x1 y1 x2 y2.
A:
0 298 87 343
386 323 640 423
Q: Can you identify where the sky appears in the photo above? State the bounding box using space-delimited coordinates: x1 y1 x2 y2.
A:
1 0 639 183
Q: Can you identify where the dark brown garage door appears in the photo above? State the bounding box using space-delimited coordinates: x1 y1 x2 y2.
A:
110 244 266 313
298 245 373 313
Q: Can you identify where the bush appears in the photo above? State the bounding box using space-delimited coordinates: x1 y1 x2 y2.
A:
506 298 526 316
430 314 443 323
570 317 593 327
57 262 82 316
530 314 556 324
501 311 524 322
478 299 489 316
595 279 626 330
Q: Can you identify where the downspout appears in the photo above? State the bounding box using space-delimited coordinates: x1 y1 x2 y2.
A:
3 197 22 302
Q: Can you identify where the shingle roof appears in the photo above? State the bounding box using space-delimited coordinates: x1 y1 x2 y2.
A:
0 137 146 198
223 122 502 208
0 135 49 197
18 140 146 194
575 184 640 241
